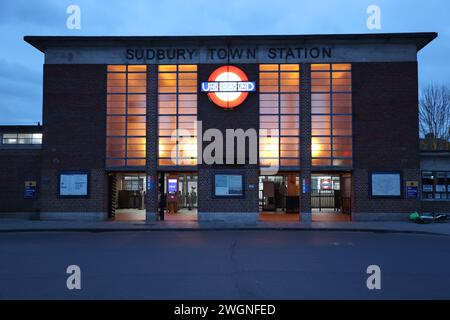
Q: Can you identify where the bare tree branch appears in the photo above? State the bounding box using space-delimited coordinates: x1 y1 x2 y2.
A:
419 84 450 150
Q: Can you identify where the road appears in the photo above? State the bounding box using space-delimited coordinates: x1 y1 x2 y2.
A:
0 230 450 299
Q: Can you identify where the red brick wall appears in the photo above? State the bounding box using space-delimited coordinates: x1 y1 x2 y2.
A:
40 64 108 214
352 62 421 217
0 149 41 213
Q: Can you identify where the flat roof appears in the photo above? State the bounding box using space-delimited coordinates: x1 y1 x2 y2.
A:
0 125 43 133
25 32 437 53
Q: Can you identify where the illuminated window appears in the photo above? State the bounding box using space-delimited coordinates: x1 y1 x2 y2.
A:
1 133 42 145
158 65 197 166
311 64 352 167
259 64 300 167
106 65 147 167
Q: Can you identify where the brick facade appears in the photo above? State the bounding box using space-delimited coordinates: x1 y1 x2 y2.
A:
197 65 259 217
2 34 441 221
39 64 108 219
351 62 421 220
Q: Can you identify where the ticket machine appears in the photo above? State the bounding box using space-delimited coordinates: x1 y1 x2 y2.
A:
166 176 179 214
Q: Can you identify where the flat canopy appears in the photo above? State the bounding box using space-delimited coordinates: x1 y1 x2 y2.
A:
25 32 437 53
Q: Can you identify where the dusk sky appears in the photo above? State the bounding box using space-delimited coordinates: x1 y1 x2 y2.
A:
0 0 448 124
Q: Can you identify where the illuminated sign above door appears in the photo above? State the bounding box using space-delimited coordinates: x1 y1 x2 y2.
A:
201 65 255 109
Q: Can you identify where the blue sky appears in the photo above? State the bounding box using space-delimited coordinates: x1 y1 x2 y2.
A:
0 0 448 124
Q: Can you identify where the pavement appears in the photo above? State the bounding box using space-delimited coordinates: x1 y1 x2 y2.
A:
1 217 450 236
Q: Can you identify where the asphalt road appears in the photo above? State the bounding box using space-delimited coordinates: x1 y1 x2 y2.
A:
0 230 449 299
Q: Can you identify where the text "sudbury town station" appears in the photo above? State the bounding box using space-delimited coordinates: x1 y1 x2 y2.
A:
126 47 333 61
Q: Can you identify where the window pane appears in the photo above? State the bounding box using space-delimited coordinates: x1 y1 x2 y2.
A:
311 64 330 71
159 65 177 72
107 65 126 72
178 65 197 72
128 65 147 72
260 64 279 71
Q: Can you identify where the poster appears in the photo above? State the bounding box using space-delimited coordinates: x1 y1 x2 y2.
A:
371 173 401 197
60 173 88 196
215 174 243 196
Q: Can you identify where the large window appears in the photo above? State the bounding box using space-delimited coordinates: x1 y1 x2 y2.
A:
1 133 42 145
311 64 352 167
259 64 300 168
422 171 450 200
158 65 198 166
106 65 147 167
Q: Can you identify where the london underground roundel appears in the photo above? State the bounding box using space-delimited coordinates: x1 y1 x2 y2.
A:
201 66 256 109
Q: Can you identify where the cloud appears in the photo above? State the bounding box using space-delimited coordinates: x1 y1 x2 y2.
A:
0 59 41 124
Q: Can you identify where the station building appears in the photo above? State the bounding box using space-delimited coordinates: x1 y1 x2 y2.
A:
1 32 448 223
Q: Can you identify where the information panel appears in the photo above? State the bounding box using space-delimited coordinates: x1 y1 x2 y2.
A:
60 173 89 197
371 172 401 197
214 174 244 197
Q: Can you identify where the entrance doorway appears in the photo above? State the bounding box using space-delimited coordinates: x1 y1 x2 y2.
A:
311 173 352 222
259 173 300 221
108 173 146 221
158 172 198 221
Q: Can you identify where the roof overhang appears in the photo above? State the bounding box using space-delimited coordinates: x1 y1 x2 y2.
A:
24 32 438 53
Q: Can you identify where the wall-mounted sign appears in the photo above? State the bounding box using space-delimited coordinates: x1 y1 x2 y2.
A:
125 46 333 63
321 179 332 190
302 178 310 194
59 172 89 197
201 65 255 109
406 181 419 200
24 181 37 199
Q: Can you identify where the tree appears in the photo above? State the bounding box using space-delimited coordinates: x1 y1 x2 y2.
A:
419 85 450 150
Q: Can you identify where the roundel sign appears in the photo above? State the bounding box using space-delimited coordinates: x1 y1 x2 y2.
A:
201 65 256 109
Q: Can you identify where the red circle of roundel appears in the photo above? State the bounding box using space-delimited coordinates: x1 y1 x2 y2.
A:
207 65 250 109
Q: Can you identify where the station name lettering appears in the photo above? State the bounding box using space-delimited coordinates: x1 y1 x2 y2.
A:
126 47 332 61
